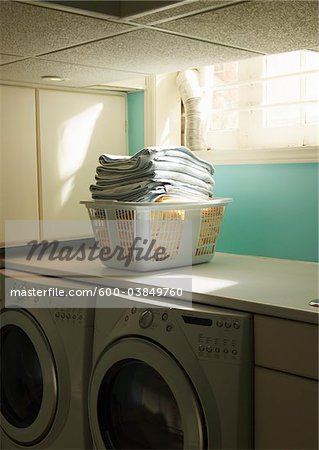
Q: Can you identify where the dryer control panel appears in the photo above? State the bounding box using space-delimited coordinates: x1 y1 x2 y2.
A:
53 307 85 324
180 310 252 364
3 275 94 326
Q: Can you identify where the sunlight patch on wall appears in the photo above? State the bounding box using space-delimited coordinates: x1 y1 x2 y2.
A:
58 103 103 206
60 175 75 207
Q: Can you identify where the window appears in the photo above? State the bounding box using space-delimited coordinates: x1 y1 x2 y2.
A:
211 61 239 131
206 50 319 162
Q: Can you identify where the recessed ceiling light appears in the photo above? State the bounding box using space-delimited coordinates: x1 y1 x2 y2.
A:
41 75 68 82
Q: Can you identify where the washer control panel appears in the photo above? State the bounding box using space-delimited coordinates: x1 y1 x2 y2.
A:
190 313 250 364
197 332 240 362
122 305 251 364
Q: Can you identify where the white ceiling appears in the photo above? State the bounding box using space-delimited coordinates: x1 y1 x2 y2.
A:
0 0 318 88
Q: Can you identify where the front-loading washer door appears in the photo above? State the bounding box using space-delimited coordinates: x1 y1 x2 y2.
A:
0 309 58 445
89 337 206 450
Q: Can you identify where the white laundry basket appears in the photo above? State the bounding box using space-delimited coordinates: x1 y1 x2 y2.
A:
81 199 232 271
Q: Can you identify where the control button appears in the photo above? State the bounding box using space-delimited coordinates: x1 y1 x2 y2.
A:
166 324 173 332
162 313 168 321
198 344 205 352
78 315 83 321
66 313 71 319
139 310 154 329
55 312 60 318
72 314 77 320
125 315 129 322
232 349 238 355
233 322 240 329
131 308 137 314
206 345 212 353
60 313 65 319
223 348 229 354
215 347 220 353
225 321 231 328
217 320 223 327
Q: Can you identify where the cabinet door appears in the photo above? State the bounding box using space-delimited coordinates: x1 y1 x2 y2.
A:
255 315 318 379
255 367 319 450
38 90 127 240
0 85 39 245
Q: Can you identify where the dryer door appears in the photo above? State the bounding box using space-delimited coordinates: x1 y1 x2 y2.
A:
0 309 58 445
89 337 205 450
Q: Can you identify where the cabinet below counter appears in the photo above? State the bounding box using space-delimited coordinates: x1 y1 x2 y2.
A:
254 313 318 450
255 367 318 450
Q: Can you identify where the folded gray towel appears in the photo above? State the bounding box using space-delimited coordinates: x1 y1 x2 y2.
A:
95 171 213 193
90 146 215 202
99 146 214 174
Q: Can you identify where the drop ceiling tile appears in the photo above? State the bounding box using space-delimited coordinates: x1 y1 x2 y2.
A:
43 29 256 74
133 0 233 24
0 1 134 57
0 58 145 88
158 0 319 53
0 53 25 65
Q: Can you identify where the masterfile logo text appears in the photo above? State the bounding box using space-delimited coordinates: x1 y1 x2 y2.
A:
26 238 170 267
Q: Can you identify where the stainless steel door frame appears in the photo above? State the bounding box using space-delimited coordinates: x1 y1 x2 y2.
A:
89 336 205 450
0 309 57 445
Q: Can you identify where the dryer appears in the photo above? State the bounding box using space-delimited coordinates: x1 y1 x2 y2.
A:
0 269 95 449
89 301 253 449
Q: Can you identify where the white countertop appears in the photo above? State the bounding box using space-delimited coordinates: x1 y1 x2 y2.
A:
3 251 318 323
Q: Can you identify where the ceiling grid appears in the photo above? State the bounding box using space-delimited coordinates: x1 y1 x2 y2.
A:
0 0 318 88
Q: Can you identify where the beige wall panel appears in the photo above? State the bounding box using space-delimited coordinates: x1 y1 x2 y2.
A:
0 85 39 245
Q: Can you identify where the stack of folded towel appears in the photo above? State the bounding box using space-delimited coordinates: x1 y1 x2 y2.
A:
90 146 215 202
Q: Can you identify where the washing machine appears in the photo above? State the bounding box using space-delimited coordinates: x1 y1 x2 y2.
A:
0 269 95 449
89 300 253 449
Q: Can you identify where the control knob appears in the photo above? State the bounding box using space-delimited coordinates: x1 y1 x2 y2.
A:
139 310 154 329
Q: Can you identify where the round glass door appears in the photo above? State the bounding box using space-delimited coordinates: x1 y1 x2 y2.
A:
89 337 205 450
98 359 183 449
1 325 43 428
0 310 57 445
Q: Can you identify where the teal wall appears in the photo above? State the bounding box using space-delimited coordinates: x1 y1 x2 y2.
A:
127 91 144 155
214 163 318 262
